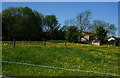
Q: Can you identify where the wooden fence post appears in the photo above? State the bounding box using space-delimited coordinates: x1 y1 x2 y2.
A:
13 38 15 48
65 41 66 47
43 40 46 47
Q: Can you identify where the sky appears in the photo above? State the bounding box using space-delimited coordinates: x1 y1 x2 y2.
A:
2 2 119 36
1 0 120 2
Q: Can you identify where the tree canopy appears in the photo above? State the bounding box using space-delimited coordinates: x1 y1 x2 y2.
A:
91 19 116 36
2 7 117 43
2 7 44 41
66 26 79 42
76 10 92 32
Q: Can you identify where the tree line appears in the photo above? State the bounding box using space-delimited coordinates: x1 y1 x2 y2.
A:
2 7 116 43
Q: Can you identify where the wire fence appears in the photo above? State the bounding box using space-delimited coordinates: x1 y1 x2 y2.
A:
2 40 73 48
2 40 120 49
1 60 120 77
2 41 120 76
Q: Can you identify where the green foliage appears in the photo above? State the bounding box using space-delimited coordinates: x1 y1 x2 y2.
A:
44 15 58 32
2 7 66 41
88 19 117 44
44 15 63 40
2 41 119 76
80 41 92 44
91 20 116 37
106 40 114 45
47 40 68 43
66 26 79 42
2 7 44 41
108 24 116 36
2 7 117 42
96 26 108 43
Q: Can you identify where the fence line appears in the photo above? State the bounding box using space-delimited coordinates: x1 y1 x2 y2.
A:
5 41 69 48
1 60 120 76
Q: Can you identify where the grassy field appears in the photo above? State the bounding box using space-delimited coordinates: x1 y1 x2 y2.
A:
2 41 120 76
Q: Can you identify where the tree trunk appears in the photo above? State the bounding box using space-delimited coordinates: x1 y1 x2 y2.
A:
13 38 15 48
43 40 46 47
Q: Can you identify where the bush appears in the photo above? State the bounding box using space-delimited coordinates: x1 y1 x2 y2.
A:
80 41 92 44
66 26 79 42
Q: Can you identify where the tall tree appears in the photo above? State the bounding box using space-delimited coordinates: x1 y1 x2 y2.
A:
95 26 108 43
66 26 79 42
90 19 116 44
76 10 92 41
2 7 44 41
64 18 76 27
91 20 116 36
107 24 116 36
44 15 59 39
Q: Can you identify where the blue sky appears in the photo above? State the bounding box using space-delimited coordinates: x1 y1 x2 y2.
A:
2 2 118 36
1 0 119 2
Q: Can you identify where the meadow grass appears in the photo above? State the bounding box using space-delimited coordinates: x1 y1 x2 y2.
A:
2 41 120 76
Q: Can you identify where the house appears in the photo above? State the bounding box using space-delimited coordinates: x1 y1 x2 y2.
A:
108 36 120 42
108 36 120 46
92 40 101 46
108 37 115 41
80 32 95 41
81 38 87 41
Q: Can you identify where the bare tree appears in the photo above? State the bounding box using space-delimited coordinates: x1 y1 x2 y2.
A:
76 10 92 41
64 18 76 27
92 19 116 36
